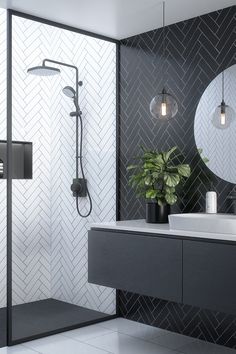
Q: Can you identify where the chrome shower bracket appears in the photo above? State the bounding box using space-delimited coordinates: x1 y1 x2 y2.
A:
70 111 82 117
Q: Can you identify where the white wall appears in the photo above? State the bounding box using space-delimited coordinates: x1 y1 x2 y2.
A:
0 11 116 314
49 28 117 313
11 17 52 305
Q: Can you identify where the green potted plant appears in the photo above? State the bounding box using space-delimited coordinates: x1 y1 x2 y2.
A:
127 146 191 223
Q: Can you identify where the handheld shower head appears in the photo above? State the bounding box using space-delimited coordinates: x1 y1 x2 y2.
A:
62 86 76 99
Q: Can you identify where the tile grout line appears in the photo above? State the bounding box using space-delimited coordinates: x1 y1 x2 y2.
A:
70 329 189 354
22 333 114 354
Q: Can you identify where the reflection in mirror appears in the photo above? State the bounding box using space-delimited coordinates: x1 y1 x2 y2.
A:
194 64 236 184
211 71 235 130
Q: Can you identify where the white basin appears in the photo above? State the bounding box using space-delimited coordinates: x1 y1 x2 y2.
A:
169 213 236 235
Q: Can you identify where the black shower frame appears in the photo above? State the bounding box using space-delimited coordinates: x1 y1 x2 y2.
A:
6 9 121 346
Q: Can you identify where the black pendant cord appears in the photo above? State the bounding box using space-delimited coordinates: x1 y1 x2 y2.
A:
222 71 225 102
162 1 166 89
75 112 93 217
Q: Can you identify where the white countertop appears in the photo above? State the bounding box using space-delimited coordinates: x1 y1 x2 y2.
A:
91 219 236 242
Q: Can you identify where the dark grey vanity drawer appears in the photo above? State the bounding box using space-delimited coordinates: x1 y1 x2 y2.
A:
183 240 236 315
88 230 182 302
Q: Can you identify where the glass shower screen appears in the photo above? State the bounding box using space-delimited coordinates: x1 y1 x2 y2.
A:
0 8 7 349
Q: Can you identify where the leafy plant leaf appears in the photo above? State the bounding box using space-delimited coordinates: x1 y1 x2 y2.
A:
127 164 138 170
197 148 203 154
198 147 209 164
143 162 153 168
202 157 209 164
144 176 152 186
162 146 177 163
154 153 165 164
152 172 160 178
177 164 191 177
165 186 175 194
164 173 180 187
165 193 178 205
145 189 157 199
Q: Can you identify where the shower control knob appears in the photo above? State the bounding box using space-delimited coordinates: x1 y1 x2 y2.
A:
71 178 87 197
71 178 82 196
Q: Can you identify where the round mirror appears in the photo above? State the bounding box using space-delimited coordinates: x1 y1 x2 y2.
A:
194 64 236 184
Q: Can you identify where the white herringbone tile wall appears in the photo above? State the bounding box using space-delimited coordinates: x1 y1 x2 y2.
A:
12 17 52 305
49 27 117 314
0 9 7 308
6 15 116 313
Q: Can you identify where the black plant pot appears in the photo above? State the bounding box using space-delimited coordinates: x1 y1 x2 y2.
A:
146 202 170 223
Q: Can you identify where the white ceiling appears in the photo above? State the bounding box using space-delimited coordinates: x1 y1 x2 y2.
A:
0 0 235 40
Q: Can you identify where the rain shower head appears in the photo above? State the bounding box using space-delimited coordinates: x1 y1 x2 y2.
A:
62 86 76 99
27 65 61 76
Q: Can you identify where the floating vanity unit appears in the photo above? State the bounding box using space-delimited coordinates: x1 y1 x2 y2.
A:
88 218 236 316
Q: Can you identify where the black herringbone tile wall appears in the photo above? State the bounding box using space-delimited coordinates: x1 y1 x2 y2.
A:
119 291 236 348
118 5 236 349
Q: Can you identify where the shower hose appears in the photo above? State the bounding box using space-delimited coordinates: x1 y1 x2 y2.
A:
75 111 93 217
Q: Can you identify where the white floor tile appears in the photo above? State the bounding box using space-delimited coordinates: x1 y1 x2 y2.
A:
62 323 115 341
150 331 196 350
0 346 40 354
23 334 111 354
179 339 236 354
100 318 169 340
2 320 235 354
84 331 181 354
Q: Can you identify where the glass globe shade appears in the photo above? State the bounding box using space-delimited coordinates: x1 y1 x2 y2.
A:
211 104 235 130
150 90 178 120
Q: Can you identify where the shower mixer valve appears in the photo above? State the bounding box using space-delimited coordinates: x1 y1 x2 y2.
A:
71 178 87 197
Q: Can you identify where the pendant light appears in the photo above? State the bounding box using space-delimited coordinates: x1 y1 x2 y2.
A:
150 1 178 120
212 71 235 129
